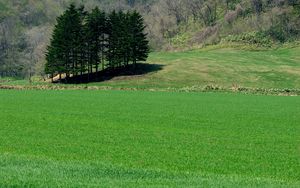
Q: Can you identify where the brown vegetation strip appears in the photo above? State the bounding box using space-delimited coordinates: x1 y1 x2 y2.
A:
0 84 300 96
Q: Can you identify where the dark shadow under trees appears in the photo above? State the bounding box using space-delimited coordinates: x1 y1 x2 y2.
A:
56 63 164 84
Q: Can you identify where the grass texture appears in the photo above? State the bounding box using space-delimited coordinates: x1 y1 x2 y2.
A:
2 47 300 91
0 90 299 187
87 46 300 89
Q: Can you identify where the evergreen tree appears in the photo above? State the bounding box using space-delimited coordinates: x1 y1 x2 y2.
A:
45 12 68 81
86 7 107 73
46 4 150 82
76 5 88 78
107 11 133 69
99 11 108 71
64 4 85 79
45 46 56 81
107 10 121 69
128 11 149 67
45 3 86 82
120 11 132 67
116 11 128 68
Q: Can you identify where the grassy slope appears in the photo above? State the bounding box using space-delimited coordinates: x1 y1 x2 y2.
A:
0 90 299 187
2 46 300 91
94 46 300 89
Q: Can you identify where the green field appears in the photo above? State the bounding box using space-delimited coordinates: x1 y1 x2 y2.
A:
0 90 299 187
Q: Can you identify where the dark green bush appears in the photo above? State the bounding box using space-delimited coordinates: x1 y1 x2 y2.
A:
267 25 287 43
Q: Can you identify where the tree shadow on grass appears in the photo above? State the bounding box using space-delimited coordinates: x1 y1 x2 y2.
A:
58 63 164 84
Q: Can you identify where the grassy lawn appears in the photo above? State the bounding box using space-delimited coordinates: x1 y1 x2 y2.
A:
0 90 299 187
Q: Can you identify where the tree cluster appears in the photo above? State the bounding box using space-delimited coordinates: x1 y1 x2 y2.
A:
1 0 300 78
45 4 149 82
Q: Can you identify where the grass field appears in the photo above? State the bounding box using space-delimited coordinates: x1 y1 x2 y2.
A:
88 46 300 89
1 46 300 91
0 90 299 187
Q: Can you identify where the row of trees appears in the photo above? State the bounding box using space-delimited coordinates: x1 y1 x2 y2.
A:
45 4 149 82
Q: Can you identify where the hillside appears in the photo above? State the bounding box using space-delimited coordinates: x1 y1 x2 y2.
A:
1 46 300 95
0 0 300 78
91 46 300 90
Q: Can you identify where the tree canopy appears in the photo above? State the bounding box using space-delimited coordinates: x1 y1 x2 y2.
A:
45 4 149 83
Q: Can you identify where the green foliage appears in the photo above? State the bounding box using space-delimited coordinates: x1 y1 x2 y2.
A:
128 11 150 64
225 0 242 10
45 4 149 82
267 25 287 43
106 10 126 68
86 7 106 72
107 10 149 68
0 90 300 186
222 32 273 47
46 3 84 77
170 33 191 48
0 1 10 21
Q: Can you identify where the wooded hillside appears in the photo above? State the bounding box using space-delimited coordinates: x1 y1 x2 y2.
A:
0 0 299 78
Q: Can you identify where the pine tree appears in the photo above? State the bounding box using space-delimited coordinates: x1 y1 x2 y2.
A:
45 3 86 82
120 11 132 67
45 12 68 81
128 11 149 67
99 11 108 71
45 46 55 81
46 5 150 82
107 11 133 69
86 7 107 73
107 10 121 69
64 4 85 79
76 5 88 79
116 11 128 68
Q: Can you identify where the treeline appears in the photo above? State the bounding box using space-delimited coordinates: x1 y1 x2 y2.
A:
1 0 300 78
46 4 149 82
146 0 300 49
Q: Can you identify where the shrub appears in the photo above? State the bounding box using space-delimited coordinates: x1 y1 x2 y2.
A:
223 31 273 47
267 25 287 42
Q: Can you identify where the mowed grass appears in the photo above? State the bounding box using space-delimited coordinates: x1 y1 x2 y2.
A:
0 90 299 187
87 46 300 89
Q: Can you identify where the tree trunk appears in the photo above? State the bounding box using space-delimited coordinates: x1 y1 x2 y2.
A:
133 59 137 70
